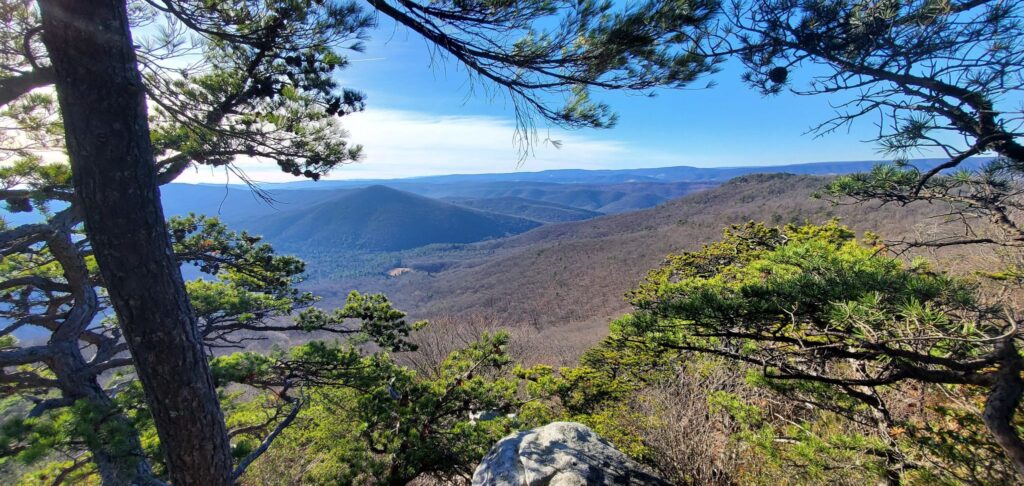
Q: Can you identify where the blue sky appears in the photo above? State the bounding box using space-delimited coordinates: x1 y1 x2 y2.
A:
180 14 918 183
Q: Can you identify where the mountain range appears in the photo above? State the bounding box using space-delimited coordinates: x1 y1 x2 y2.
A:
150 158 990 267
4 159 986 351
231 157 985 189
306 173 973 360
5 158 990 283
244 185 541 252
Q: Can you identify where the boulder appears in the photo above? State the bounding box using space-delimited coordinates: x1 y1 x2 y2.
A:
471 421 670 486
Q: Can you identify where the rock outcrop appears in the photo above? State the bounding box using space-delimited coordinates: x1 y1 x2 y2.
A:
471 421 670 486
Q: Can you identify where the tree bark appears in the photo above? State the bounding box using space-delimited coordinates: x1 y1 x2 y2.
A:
0 66 54 106
983 340 1024 480
36 1 233 484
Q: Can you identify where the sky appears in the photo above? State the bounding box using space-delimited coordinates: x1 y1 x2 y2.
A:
178 13 921 184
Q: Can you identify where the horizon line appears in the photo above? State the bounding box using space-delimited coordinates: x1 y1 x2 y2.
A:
175 155 990 187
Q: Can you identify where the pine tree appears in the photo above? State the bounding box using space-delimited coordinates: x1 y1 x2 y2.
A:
1 0 719 482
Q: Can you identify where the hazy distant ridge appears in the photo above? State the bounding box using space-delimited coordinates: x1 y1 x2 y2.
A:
243 185 541 252
233 157 990 190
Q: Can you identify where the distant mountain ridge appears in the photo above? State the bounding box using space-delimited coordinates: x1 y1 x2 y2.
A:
159 179 715 226
229 157 992 189
8 158 993 229
7 158 993 275
243 185 541 252
157 158 991 228
408 181 713 213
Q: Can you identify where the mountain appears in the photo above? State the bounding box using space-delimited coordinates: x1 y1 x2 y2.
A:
309 174 970 356
397 181 714 213
152 180 717 240
6 158 991 229
246 157 992 190
245 185 542 252
150 157 993 230
445 197 604 223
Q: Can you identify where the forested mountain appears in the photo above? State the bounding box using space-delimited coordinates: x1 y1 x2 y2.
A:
155 158 989 229
251 157 989 189
244 185 541 252
163 171 929 331
8 161 985 282
159 179 712 223
147 159 982 278
309 173 962 355
403 181 715 212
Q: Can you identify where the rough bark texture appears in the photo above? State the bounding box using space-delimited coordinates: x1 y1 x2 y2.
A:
983 341 1024 480
36 1 233 484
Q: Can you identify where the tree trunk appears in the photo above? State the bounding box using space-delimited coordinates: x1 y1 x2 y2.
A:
46 229 161 485
49 344 161 485
983 340 1024 479
36 1 233 484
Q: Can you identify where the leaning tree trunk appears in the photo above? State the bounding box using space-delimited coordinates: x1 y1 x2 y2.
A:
36 1 233 484
983 340 1024 479
46 229 161 485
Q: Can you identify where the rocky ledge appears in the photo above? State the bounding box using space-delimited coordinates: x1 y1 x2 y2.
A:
471 421 670 486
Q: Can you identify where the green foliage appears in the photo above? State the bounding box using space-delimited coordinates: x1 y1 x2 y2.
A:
146 0 372 179
0 399 142 477
0 156 70 215
618 220 989 377
18 463 98 485
515 358 656 460
536 221 1023 483
0 410 66 466
365 0 721 132
301 291 426 352
0 209 428 482
172 214 307 292
210 353 276 387
239 332 539 485
706 390 893 485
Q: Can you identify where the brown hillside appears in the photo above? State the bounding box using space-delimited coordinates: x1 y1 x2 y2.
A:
311 174 971 359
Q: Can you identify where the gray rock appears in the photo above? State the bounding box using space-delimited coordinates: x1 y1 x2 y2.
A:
472 421 670 486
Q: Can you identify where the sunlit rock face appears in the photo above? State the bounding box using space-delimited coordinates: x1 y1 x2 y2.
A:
472 422 670 486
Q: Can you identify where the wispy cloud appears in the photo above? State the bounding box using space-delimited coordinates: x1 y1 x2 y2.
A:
174 108 674 183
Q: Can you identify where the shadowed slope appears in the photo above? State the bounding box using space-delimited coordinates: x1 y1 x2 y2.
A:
247 185 542 252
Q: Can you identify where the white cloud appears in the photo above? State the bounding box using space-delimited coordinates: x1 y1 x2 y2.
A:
173 108 668 183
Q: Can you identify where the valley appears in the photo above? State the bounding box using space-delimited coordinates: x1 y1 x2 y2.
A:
308 173 960 360
160 161 978 362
